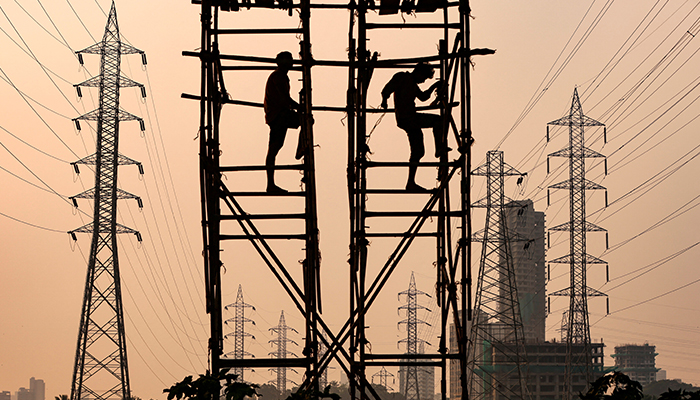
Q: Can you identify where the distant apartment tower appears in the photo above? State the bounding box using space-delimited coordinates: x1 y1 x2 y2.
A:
29 378 44 400
612 344 659 386
504 199 546 343
1 391 10 400
15 378 44 400
16 388 31 400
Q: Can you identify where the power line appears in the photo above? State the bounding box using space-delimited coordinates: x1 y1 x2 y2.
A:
605 241 700 291
610 278 700 315
495 0 615 150
0 210 66 232
0 124 70 163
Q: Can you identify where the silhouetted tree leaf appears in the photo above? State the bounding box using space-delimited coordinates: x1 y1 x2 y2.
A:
164 369 259 400
579 372 643 400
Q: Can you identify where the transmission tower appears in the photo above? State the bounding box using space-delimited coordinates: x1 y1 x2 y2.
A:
547 88 608 399
468 150 529 400
269 311 299 396
398 273 431 400
372 367 395 392
318 332 331 389
67 3 146 400
224 285 256 381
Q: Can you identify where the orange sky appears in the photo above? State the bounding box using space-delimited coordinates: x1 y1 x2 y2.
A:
1 1 699 399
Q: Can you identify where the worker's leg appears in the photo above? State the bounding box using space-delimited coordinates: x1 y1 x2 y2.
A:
404 126 426 191
415 113 447 157
266 122 288 192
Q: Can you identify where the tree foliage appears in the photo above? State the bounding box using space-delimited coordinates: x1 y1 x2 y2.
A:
645 380 700 398
285 386 341 400
657 388 700 400
164 369 259 400
579 372 644 400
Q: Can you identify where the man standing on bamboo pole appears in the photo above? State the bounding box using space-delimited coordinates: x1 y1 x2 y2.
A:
380 62 447 191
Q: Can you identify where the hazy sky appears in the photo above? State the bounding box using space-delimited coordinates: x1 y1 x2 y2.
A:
1 1 699 399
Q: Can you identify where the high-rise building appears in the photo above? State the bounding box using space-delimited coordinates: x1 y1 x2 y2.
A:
29 378 44 400
504 200 546 343
16 388 31 400
1 391 11 400
612 344 659 386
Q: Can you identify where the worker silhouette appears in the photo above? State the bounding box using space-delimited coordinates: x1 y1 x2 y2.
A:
264 51 301 194
381 62 447 191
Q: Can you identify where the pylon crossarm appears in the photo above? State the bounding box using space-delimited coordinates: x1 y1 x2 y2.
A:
550 221 607 232
75 110 100 121
548 113 604 127
117 109 142 122
548 252 607 265
75 76 101 88
118 75 144 88
549 178 606 190
76 42 103 55
119 43 144 55
586 287 607 297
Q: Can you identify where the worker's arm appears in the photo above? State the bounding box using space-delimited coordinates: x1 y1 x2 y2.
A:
416 80 442 102
380 76 397 109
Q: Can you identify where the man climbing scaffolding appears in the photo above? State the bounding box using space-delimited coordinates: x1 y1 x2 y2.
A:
380 62 448 192
264 51 301 194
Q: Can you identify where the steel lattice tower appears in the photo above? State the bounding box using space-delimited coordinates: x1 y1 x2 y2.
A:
547 88 608 400
269 311 299 395
372 367 395 391
398 273 431 400
224 285 256 381
468 150 528 400
67 3 145 400
318 332 330 389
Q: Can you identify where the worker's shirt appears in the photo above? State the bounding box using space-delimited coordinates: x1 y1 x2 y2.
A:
381 71 422 126
264 69 293 125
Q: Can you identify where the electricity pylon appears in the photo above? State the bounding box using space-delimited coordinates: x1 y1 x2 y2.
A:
398 273 431 400
67 3 146 400
372 367 396 391
269 311 299 396
547 88 608 400
468 150 529 400
318 332 330 389
224 285 256 381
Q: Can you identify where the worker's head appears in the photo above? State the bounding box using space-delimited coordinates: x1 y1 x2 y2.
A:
412 62 435 83
275 51 294 71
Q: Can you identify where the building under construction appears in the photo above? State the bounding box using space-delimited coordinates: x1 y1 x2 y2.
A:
612 344 659 387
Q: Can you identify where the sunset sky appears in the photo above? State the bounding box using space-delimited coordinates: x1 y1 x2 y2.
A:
0 1 698 399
